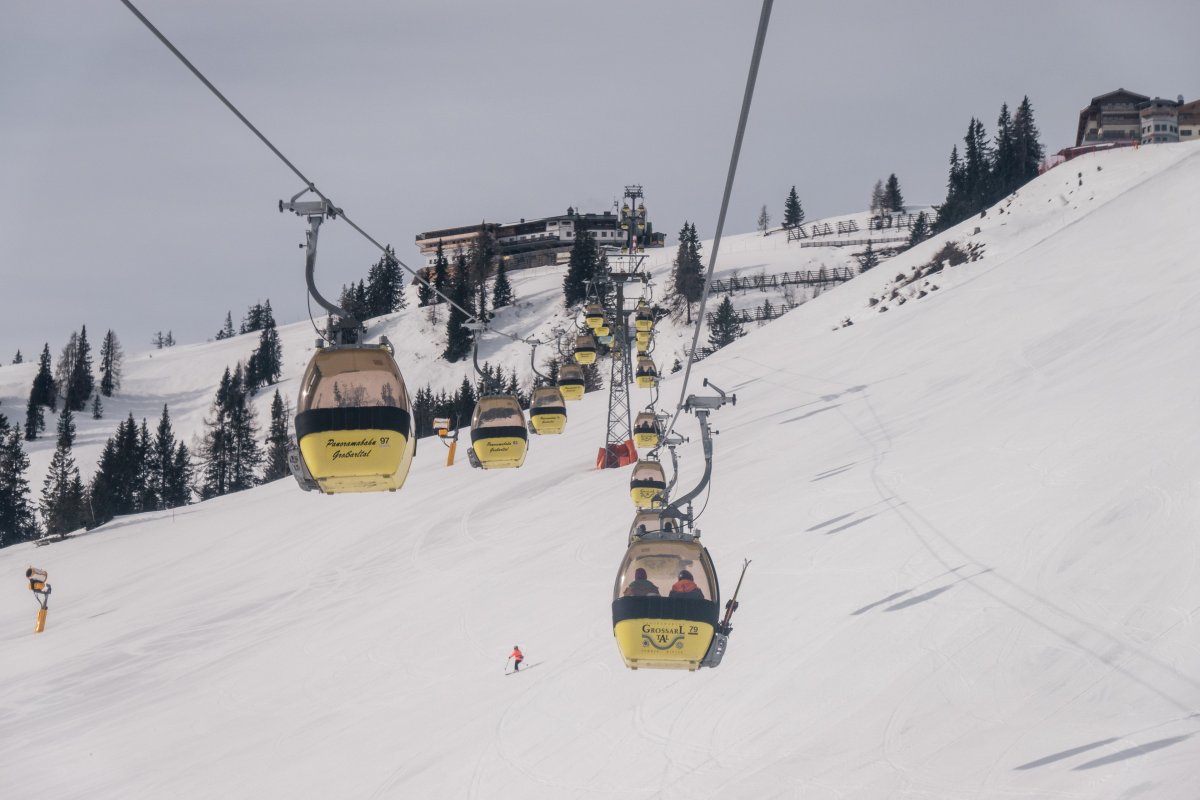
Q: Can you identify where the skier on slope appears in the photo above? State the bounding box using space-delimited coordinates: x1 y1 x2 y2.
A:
508 645 524 673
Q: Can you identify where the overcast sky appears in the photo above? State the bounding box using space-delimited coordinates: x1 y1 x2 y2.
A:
2 0 1197 359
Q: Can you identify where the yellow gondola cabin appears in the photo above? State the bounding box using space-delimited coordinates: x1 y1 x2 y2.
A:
633 412 660 449
612 536 720 670
629 460 667 508
635 302 654 333
574 333 597 365
294 344 416 493
528 386 567 435
635 357 658 389
558 364 585 401
470 396 528 468
584 304 605 329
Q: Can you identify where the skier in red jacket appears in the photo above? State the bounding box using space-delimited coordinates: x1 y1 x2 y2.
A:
669 570 704 600
508 645 524 672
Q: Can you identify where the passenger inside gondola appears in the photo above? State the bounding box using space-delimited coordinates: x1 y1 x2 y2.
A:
622 568 660 597
669 570 704 600
616 543 712 601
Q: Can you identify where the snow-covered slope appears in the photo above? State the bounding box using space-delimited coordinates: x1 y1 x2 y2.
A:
3 142 1200 799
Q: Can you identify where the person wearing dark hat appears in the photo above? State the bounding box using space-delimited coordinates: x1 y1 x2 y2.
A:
669 570 704 600
623 567 661 597
508 645 524 672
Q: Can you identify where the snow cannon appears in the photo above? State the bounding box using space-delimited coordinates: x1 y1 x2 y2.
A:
26 567 51 634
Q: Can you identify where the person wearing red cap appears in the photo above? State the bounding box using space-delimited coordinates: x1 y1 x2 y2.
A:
669 570 704 600
623 567 661 597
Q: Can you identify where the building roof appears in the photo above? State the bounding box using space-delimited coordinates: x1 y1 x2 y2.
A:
1086 88 1150 107
1077 88 1151 146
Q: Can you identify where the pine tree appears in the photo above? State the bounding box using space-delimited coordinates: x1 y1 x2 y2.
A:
963 117 992 214
433 240 449 301
857 241 880 273
783 186 805 229
443 248 475 362
263 390 291 482
582 362 604 392
454 376 477 428
40 448 84 536
145 405 175 510
99 329 123 397
672 223 705 324
216 311 236 340
199 366 262 497
54 332 79 405
12 350 22 364
166 442 193 509
24 394 44 441
562 228 598 308
247 318 283 394
57 407 76 449
870 179 886 215
165 331 175 347
31 344 56 411
87 413 143 526
708 296 746 349
40 409 85 535
0 421 41 545
353 281 368 320
934 145 968 233
198 368 234 499
241 304 262 334
411 384 433 439
992 102 1017 199
91 393 103 420
908 211 930 246
229 365 261 492
757 205 771 235
1013 95 1045 185
136 419 156 512
366 246 406 318
470 226 497 323
64 325 94 412
884 174 905 213
417 271 434 308
152 331 165 349
492 258 514 309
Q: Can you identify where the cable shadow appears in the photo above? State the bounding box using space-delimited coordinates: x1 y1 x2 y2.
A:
883 584 954 611
851 591 911 616
805 512 855 532
781 405 839 424
825 513 878 535
811 466 853 482
849 566 966 616
881 569 992 613
1072 735 1192 770
1014 738 1120 770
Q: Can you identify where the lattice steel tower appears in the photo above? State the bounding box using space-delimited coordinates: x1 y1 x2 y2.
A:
599 186 649 468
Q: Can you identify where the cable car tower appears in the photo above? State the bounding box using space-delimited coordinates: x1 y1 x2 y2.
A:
597 186 650 468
